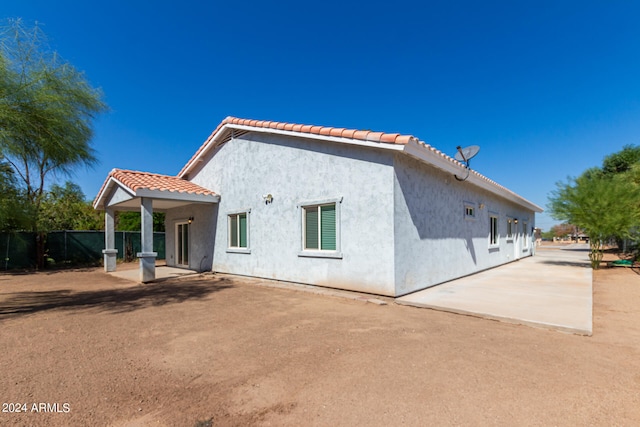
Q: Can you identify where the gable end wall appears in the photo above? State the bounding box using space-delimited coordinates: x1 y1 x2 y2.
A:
189 132 398 295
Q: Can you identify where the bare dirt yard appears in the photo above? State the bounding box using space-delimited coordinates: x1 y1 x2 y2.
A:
1 250 639 426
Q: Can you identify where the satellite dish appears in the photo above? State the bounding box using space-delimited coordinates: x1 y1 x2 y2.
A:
454 145 480 163
454 145 480 181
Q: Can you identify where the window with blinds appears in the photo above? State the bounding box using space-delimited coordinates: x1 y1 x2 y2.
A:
303 203 336 251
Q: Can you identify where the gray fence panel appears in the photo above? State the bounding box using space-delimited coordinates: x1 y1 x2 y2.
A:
0 232 36 270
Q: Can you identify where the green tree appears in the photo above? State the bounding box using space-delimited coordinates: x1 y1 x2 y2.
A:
601 146 640 251
548 173 640 268
541 229 555 240
116 211 165 232
602 144 640 176
39 181 103 231
0 153 30 230
0 19 107 266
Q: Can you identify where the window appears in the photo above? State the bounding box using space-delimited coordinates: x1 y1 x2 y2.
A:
506 218 514 240
489 214 499 247
464 202 476 219
299 197 342 258
304 204 336 250
227 210 250 252
523 222 529 249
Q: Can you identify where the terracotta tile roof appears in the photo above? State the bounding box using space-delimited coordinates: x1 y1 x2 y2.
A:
95 169 218 205
96 116 539 213
178 116 419 177
206 117 540 211
226 116 417 143
111 169 218 195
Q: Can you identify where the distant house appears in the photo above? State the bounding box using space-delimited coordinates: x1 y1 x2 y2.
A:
94 117 542 296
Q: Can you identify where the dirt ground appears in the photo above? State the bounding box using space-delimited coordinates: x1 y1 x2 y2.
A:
1 249 639 426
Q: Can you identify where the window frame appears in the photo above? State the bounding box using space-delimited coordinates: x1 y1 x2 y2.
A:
506 217 514 241
464 202 476 220
227 208 251 254
298 197 343 259
489 213 499 248
175 221 190 267
522 221 529 252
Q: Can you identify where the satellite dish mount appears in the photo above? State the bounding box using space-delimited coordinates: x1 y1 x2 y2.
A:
454 145 480 182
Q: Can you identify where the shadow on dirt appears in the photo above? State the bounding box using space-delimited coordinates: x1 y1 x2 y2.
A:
0 278 233 320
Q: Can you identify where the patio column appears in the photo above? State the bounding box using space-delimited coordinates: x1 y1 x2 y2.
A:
138 197 157 283
102 208 118 272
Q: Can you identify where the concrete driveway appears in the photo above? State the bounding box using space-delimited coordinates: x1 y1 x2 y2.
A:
396 244 593 335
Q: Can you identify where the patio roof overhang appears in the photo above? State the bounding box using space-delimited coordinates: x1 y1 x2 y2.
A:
93 169 220 211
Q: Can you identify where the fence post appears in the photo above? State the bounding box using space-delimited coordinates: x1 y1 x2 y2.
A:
4 233 9 271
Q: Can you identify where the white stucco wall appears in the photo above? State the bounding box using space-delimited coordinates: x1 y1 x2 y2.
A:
393 153 535 296
165 203 217 272
188 133 398 295
106 186 134 207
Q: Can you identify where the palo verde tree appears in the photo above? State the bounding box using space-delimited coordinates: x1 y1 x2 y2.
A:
602 144 640 176
548 171 640 269
0 19 107 266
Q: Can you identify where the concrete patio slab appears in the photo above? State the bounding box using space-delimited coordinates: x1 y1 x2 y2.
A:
109 265 199 283
396 244 593 335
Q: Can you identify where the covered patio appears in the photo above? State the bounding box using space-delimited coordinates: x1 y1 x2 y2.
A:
109 263 200 282
93 169 219 283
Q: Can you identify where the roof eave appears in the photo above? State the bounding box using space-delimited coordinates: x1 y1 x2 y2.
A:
93 176 136 210
135 188 220 203
94 176 220 211
176 118 542 214
403 140 543 213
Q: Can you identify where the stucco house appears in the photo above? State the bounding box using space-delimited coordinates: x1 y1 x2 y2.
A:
94 116 542 297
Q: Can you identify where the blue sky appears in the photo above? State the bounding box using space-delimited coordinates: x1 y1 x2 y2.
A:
3 1 640 230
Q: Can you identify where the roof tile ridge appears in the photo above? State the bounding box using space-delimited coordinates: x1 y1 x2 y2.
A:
118 169 181 179
225 117 417 145
179 116 420 177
